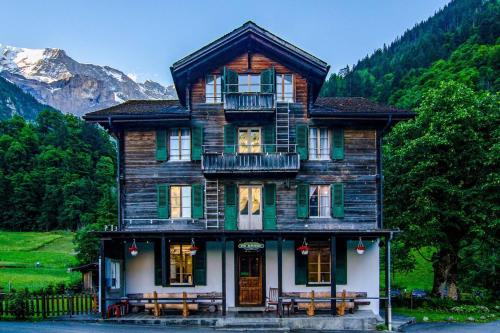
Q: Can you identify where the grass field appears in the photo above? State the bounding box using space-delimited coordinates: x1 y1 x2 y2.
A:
381 247 435 292
0 231 80 292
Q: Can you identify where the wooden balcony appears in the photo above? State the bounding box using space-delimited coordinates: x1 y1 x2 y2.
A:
224 93 275 119
201 145 299 175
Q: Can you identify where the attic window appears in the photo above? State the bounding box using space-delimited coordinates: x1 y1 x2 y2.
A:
205 74 221 103
276 74 293 102
238 74 260 93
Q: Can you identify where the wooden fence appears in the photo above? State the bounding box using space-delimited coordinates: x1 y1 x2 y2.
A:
0 293 97 318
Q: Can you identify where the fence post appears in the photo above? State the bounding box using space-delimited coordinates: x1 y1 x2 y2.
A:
41 290 46 319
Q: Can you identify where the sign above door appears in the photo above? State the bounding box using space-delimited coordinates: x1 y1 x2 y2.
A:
238 241 264 251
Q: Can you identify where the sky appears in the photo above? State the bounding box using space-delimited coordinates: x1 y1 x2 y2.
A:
0 0 451 86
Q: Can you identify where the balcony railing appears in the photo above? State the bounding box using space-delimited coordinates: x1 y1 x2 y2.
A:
224 92 275 111
201 144 299 174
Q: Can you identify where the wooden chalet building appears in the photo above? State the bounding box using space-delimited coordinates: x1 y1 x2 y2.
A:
84 22 413 326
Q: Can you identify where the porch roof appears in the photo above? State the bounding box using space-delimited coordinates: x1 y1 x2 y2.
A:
97 229 398 240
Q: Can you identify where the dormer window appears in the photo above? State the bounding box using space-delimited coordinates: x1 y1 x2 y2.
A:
205 74 222 103
276 74 293 102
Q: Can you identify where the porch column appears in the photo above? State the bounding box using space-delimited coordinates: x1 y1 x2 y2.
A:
330 236 337 316
385 235 392 330
277 236 283 317
161 236 167 286
221 236 227 316
99 239 106 319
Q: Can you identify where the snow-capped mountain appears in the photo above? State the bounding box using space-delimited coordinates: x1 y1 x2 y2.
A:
0 44 176 117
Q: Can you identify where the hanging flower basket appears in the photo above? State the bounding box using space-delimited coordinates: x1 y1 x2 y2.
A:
189 245 199 256
129 239 138 256
297 245 310 255
190 238 198 256
356 237 365 255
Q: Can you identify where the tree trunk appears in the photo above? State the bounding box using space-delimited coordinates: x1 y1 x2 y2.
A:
432 248 459 299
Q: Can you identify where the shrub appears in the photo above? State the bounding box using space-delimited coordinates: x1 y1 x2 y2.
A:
8 289 30 320
450 305 490 314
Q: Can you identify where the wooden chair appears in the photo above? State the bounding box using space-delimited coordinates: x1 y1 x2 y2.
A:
266 287 279 313
266 287 292 316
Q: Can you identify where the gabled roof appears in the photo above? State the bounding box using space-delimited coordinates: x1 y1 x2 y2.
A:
171 21 330 106
83 100 188 121
311 97 414 120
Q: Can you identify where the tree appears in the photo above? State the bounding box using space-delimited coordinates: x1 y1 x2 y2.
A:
384 81 499 297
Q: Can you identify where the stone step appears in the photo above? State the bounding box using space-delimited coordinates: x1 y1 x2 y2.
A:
216 328 289 332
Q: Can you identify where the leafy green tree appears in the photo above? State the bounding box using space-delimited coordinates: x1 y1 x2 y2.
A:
384 81 499 297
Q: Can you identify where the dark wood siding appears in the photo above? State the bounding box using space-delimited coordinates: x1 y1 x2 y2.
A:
121 52 378 232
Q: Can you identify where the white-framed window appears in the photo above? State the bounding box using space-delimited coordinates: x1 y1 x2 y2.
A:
170 243 193 285
169 128 190 161
107 259 121 289
238 127 262 153
309 185 330 217
238 74 260 93
170 185 191 218
309 127 329 160
276 74 294 102
205 74 221 103
307 242 331 284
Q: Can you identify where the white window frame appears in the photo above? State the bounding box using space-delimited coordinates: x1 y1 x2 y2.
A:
309 185 330 218
170 185 192 219
308 127 330 160
108 259 121 290
237 127 262 153
169 128 191 161
205 74 222 103
238 74 260 93
276 74 294 102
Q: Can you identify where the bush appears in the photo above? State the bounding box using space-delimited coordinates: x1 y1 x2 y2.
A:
450 305 490 314
8 289 30 320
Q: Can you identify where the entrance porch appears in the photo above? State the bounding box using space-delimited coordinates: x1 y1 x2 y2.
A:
98 230 394 328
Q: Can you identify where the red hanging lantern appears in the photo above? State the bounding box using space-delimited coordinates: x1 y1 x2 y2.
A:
189 238 199 256
297 238 310 255
356 237 365 255
129 239 138 256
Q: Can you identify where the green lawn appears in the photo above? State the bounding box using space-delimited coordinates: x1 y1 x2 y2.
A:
381 247 435 292
394 307 499 323
0 231 80 292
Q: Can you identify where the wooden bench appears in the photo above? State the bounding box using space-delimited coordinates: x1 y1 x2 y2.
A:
136 291 221 316
283 290 369 315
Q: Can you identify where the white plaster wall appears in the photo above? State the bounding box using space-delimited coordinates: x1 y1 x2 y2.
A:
125 241 222 294
124 239 379 313
279 239 380 314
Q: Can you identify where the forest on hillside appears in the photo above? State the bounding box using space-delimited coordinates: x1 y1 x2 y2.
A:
321 0 499 299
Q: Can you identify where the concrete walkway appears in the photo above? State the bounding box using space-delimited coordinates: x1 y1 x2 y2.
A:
402 320 500 332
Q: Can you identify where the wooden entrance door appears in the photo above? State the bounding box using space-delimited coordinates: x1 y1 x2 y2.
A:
238 249 263 306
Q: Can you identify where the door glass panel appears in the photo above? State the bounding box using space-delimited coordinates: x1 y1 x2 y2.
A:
251 187 261 215
238 128 261 153
239 187 249 215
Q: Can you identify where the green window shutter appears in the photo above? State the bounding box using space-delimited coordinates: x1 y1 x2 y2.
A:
157 184 169 219
191 183 204 219
224 124 236 153
263 125 275 153
296 183 309 218
223 67 238 93
332 128 345 160
332 183 345 218
336 239 347 284
295 240 307 285
156 130 167 161
260 67 275 93
296 124 308 160
263 183 277 230
224 184 237 230
191 125 203 161
193 241 207 285
154 240 162 286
